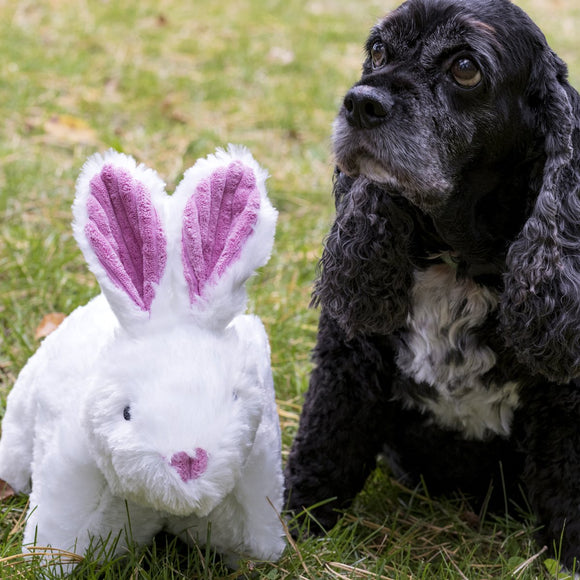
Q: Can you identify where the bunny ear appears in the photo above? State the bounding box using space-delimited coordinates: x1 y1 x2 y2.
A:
173 146 277 327
73 150 168 330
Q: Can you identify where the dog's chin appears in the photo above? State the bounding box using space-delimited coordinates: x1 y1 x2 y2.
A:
337 156 450 214
343 159 401 189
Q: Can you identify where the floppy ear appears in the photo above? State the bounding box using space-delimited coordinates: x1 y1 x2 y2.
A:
73 150 168 332
312 172 415 338
500 48 580 383
171 145 277 329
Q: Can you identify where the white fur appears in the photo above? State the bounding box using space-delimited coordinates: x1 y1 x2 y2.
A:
395 262 520 439
0 147 285 574
72 150 170 332
168 145 277 330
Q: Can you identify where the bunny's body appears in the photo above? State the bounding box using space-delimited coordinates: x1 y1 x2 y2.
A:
0 147 285 572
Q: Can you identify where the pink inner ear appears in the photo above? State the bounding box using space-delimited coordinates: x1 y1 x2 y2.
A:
181 160 260 302
85 164 167 312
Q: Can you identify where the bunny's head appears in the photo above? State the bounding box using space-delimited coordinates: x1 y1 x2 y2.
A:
72 147 277 517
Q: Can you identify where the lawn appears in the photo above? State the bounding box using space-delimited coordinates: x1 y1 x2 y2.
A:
1 0 580 578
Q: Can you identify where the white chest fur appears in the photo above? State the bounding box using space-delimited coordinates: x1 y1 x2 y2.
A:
395 263 519 440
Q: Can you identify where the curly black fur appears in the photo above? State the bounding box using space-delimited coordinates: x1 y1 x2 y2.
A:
501 57 580 382
312 173 417 336
286 0 580 569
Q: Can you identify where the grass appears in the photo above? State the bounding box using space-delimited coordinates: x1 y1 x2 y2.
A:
1 0 580 578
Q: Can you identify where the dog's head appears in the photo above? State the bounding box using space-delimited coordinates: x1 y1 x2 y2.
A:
333 0 549 213
316 0 580 382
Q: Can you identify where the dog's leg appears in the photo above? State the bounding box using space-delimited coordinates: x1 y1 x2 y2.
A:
516 382 580 571
284 310 395 533
383 405 525 511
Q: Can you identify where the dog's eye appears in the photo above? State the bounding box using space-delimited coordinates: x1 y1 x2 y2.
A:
123 406 131 421
450 57 482 87
370 41 387 69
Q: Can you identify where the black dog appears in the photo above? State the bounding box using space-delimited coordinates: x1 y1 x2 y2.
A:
285 0 580 568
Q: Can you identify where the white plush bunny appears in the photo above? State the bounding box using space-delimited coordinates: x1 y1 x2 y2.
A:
0 146 285 573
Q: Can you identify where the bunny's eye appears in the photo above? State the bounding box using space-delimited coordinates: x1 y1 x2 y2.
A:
232 390 239 401
123 406 131 421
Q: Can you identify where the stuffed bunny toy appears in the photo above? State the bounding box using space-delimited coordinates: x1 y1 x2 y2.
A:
0 146 285 573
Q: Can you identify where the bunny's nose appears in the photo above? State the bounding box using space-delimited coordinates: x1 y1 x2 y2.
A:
170 448 208 482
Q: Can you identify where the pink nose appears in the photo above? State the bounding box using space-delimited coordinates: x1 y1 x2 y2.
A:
170 448 208 482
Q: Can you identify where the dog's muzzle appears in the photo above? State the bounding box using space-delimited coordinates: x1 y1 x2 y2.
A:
343 85 394 129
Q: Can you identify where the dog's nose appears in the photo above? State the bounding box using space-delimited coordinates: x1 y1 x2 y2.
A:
343 86 392 129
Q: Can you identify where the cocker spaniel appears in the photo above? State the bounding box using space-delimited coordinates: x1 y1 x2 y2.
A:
285 0 580 568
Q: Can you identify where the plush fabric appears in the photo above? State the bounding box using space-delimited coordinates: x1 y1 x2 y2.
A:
181 160 260 303
86 164 167 312
285 0 580 571
170 449 209 482
0 146 284 575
